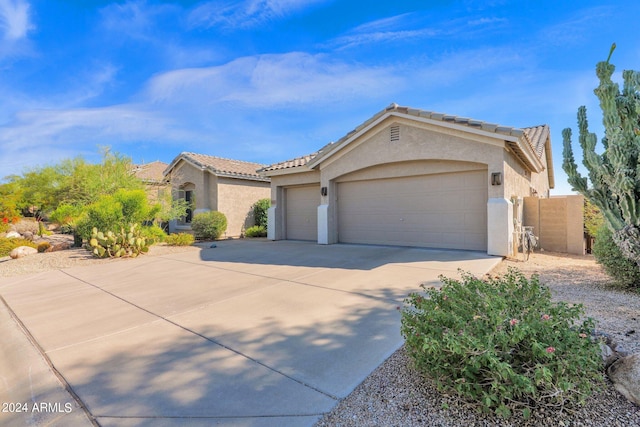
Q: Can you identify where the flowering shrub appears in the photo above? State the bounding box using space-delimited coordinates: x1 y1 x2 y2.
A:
0 215 20 233
401 268 603 419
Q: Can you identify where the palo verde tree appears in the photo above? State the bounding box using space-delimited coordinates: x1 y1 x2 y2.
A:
562 43 640 266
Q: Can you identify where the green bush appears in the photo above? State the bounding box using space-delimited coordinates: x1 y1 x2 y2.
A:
253 198 270 228
50 204 84 230
140 224 166 243
164 233 195 246
191 211 227 240
244 225 267 237
88 224 150 258
401 268 602 419
75 189 159 241
593 224 640 288
0 238 38 257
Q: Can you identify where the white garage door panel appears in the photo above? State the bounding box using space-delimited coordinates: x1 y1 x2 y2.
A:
338 171 487 250
286 185 319 241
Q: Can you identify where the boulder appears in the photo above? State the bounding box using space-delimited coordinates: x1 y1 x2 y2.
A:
607 353 640 406
6 231 21 238
9 246 38 259
44 242 71 252
22 231 34 241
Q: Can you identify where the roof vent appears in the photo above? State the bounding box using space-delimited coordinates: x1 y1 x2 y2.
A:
390 125 400 142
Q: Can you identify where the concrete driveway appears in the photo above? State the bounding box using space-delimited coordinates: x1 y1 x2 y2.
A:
0 240 500 427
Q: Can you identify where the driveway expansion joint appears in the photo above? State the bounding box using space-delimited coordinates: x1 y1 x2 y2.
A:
60 270 340 402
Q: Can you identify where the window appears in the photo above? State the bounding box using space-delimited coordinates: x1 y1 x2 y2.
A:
177 184 195 225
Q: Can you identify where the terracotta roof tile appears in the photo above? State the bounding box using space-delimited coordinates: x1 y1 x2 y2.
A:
132 161 168 183
260 104 551 174
166 152 270 182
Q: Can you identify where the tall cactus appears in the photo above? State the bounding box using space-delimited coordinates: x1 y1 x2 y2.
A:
562 44 640 265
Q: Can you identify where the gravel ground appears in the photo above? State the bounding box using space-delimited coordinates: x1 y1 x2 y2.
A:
316 252 640 427
0 234 201 277
2 240 639 425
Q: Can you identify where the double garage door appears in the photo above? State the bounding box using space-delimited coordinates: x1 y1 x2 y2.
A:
337 170 487 251
284 170 487 250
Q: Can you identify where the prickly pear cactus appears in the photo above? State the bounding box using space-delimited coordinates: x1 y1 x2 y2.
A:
89 224 150 258
562 43 640 266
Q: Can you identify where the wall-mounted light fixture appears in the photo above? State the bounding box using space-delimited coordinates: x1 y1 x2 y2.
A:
491 172 502 186
321 186 328 196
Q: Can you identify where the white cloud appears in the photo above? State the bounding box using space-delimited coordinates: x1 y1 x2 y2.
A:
99 0 178 41
329 12 508 50
188 0 328 29
145 52 402 108
0 0 33 40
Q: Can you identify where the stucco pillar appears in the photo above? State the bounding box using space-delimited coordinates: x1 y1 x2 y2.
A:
317 204 329 244
267 206 278 240
487 198 513 257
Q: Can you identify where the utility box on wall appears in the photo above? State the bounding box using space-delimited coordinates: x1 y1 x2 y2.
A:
523 195 585 255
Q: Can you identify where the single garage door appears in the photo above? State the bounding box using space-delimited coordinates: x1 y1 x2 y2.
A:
338 170 487 250
286 185 319 241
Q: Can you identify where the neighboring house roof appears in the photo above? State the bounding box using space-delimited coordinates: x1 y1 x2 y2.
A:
132 161 169 184
164 152 270 182
259 103 554 188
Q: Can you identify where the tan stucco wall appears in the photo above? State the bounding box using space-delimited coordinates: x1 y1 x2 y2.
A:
269 170 321 202
523 195 584 254
167 160 270 237
167 160 218 211
503 146 551 200
318 119 506 201
217 177 271 237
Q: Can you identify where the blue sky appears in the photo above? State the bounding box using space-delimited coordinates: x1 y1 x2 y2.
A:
0 0 637 194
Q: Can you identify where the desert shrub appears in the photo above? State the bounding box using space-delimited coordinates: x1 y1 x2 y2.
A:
0 238 38 257
164 233 195 246
244 225 267 237
50 204 84 230
593 224 640 288
401 268 603 419
191 211 227 240
140 224 166 243
75 189 159 241
37 242 51 253
88 224 150 258
253 198 270 228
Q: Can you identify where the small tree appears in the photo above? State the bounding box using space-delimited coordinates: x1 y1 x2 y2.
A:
562 44 640 270
253 198 270 228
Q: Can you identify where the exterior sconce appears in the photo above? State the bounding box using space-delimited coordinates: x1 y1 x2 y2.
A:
321 186 328 196
491 172 502 186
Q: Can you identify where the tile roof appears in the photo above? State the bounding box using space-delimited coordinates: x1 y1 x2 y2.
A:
132 161 169 183
522 124 550 158
165 152 270 182
260 104 550 173
257 143 334 173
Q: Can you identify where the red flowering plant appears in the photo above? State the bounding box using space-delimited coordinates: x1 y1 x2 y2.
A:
401 268 603 419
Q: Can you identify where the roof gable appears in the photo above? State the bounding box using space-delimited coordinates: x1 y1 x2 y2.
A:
165 152 270 182
260 104 554 186
132 161 168 183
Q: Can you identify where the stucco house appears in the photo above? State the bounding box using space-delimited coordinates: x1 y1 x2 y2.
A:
164 152 271 237
259 104 554 256
132 161 170 202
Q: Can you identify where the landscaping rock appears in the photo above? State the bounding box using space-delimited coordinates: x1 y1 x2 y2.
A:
607 353 640 406
9 246 38 259
44 242 71 252
22 231 34 241
6 231 21 238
